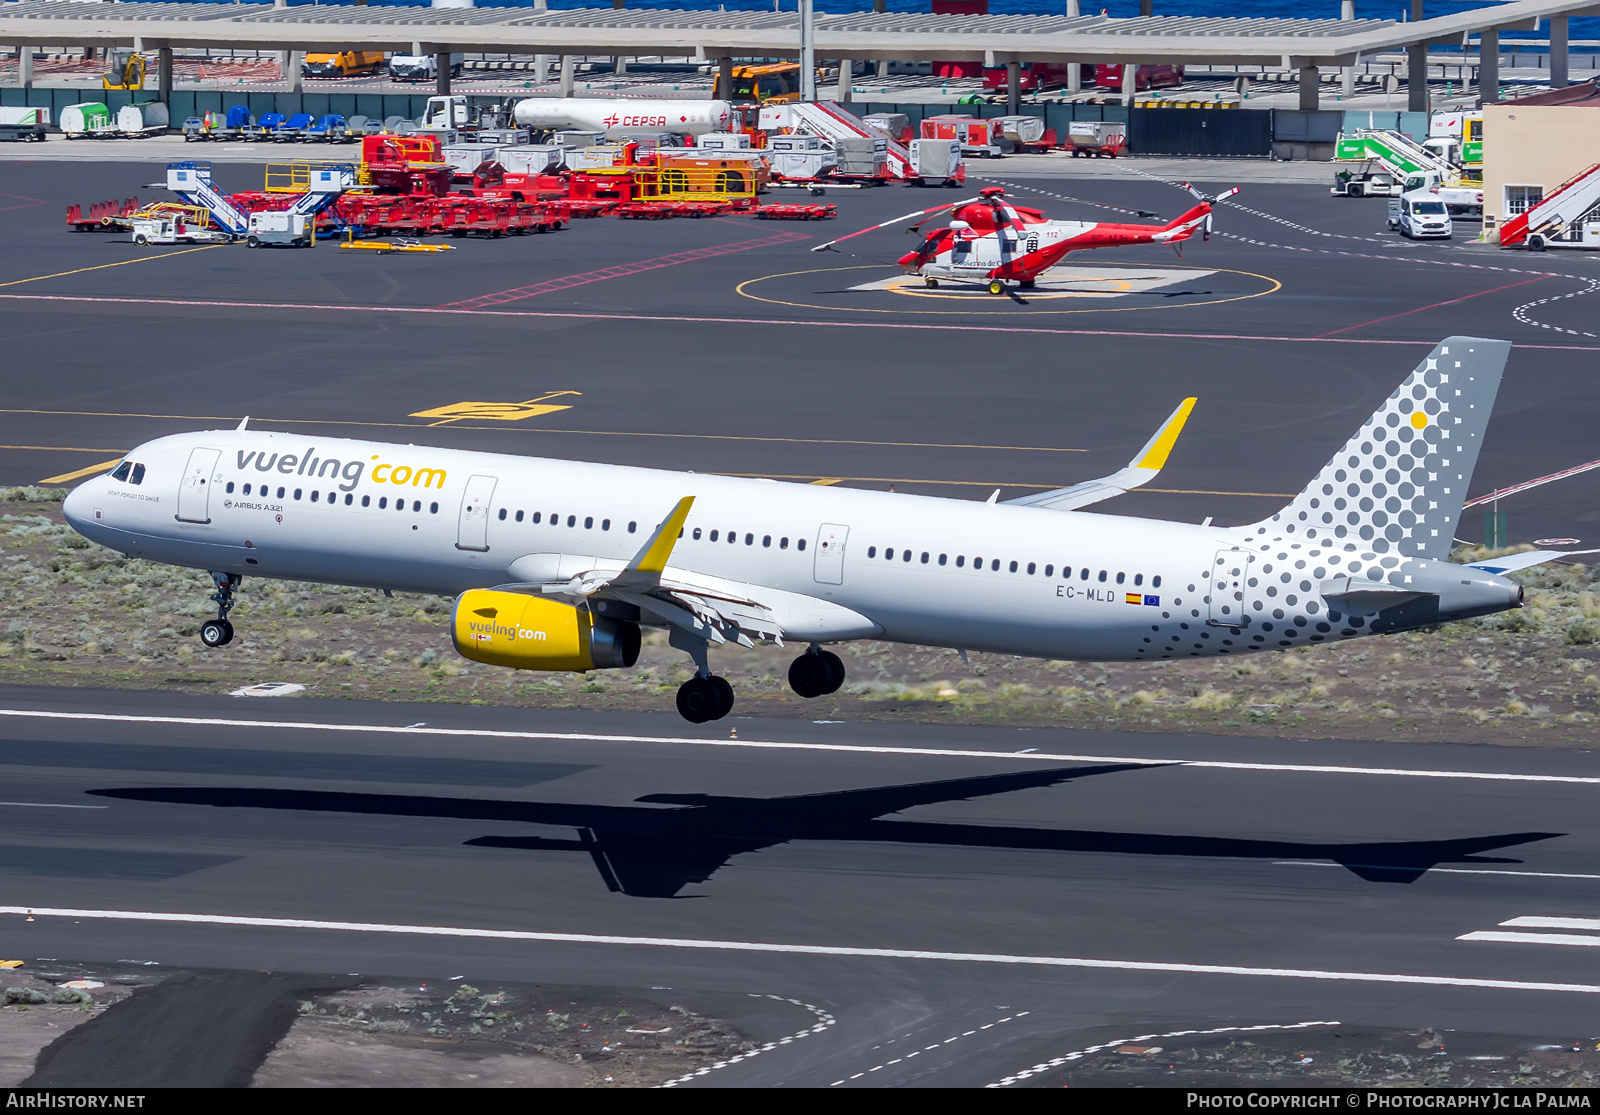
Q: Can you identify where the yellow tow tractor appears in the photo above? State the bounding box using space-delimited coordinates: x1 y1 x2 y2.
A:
102 49 148 91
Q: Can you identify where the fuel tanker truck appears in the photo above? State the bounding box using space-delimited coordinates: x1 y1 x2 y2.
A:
512 98 734 139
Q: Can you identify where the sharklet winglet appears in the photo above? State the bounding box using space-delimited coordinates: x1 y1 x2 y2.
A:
627 496 695 575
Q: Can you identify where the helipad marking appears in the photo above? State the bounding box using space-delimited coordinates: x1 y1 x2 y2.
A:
848 266 1216 301
4 907 1596 996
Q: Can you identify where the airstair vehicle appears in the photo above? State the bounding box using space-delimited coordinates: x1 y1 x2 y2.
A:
1334 129 1482 216
770 101 916 180
165 161 357 239
1497 163 1600 251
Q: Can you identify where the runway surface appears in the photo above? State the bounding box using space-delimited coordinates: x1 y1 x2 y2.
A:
3 159 1599 543
3 684 1599 1086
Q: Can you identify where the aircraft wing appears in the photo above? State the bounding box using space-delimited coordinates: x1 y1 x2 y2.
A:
1003 397 1195 512
502 496 878 648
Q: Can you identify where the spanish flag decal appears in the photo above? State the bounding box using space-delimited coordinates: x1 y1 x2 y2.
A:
1124 592 1142 605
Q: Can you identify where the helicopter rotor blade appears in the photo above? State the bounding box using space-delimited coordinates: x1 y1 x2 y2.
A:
810 199 980 252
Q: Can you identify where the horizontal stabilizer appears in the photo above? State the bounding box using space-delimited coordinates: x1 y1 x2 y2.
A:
1003 397 1196 512
1465 549 1600 575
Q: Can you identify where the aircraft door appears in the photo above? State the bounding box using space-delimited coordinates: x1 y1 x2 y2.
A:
175 447 220 524
1207 549 1253 627
813 523 849 585
455 474 498 552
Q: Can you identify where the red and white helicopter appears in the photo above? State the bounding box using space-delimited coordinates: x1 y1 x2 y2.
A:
812 184 1239 295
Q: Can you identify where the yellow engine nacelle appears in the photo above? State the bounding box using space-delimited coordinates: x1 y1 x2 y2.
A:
452 590 640 672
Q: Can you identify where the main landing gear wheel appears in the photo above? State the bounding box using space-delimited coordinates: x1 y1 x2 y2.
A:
788 650 845 699
199 619 234 647
1019 278 1036 290
924 277 939 288
676 675 734 723
987 279 1005 295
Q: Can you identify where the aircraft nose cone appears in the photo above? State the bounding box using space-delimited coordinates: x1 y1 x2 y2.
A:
61 483 89 530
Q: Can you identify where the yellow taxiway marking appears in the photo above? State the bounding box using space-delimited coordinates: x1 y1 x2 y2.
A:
0 409 1088 455
36 458 125 485
411 391 581 427
719 472 1294 498
0 444 128 454
0 244 224 289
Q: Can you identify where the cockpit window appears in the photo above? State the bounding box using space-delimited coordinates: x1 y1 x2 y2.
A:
110 461 132 482
129 463 146 486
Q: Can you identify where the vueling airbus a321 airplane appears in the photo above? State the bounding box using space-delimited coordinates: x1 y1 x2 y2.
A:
66 337 1539 723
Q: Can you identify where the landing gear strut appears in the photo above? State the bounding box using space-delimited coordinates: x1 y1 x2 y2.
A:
788 647 845 699
676 674 734 723
199 572 239 648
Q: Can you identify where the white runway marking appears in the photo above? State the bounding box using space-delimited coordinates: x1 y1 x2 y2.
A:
662 993 834 1088
3 707 1599 786
1458 915 1600 948
5 906 1598 995
1459 931 1600 948
0 801 107 809
988 1020 1342 1088
1275 862 1600 881
832 1011 1030 1085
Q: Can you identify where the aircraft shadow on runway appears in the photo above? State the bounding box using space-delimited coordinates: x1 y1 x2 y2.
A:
91 767 1561 899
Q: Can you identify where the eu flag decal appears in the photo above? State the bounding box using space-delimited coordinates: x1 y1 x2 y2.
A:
1144 594 1160 606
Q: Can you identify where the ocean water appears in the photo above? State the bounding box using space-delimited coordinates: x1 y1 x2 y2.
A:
192 0 1600 45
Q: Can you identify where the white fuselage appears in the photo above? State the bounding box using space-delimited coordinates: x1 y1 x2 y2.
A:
63 429 1519 665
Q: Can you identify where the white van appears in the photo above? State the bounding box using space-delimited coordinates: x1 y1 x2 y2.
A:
1387 192 1453 239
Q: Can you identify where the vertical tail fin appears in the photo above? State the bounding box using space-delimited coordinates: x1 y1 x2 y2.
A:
1247 337 1511 560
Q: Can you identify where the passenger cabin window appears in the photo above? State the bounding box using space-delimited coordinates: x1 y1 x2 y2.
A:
1153 575 1162 588
516 511 524 522
710 530 719 541
956 556 965 567
585 517 593 529
694 528 703 540
763 535 772 548
361 495 370 507
629 522 637 533
603 519 611 531
1098 570 1107 582
378 497 387 509
225 482 235 494
780 537 789 549
939 554 947 565
567 515 576 527
991 559 1000 571
498 509 507 520
797 539 806 551
532 513 542 524
1134 574 1143 586
1116 572 1125 584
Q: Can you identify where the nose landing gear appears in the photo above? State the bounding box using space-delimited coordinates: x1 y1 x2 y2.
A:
199 571 239 648
676 674 734 724
788 647 845 699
